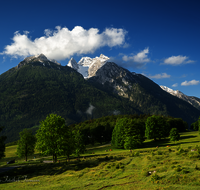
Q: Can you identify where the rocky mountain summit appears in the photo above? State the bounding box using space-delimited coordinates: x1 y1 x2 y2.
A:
16 54 61 69
160 86 200 110
67 54 109 78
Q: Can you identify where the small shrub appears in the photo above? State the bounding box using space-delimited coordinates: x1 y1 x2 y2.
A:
168 148 172 152
181 169 189 174
157 151 162 155
147 156 151 160
115 163 120 169
134 151 140 156
148 164 156 169
109 156 113 160
151 173 160 183
151 152 155 156
105 156 109 160
179 148 185 154
141 170 150 177
174 166 182 172
195 164 200 170
177 146 181 151
106 165 111 169
171 165 176 169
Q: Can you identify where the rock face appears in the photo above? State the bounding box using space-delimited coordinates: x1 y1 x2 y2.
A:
67 54 109 78
17 54 61 69
160 86 200 110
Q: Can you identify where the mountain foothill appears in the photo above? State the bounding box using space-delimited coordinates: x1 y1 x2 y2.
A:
0 54 199 142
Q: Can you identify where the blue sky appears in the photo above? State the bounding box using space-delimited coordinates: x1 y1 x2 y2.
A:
1 0 200 98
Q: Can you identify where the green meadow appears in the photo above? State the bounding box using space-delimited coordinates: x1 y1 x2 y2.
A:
1 131 200 189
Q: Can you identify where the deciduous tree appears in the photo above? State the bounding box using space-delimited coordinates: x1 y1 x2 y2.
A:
0 126 6 159
145 115 169 140
36 114 72 163
16 128 36 161
169 128 180 144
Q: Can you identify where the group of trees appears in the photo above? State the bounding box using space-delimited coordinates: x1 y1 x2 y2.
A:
16 114 85 163
1 113 197 162
112 118 145 149
112 115 185 149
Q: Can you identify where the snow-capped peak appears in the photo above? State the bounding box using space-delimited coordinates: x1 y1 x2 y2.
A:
67 54 109 78
160 86 184 96
160 85 200 110
78 57 93 66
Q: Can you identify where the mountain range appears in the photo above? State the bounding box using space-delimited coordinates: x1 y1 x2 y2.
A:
0 54 200 142
160 86 200 111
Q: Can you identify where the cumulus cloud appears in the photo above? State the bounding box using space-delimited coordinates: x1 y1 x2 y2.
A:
122 47 150 63
162 55 194 65
1 26 127 60
110 48 150 69
148 73 171 79
172 83 178 87
181 80 200 86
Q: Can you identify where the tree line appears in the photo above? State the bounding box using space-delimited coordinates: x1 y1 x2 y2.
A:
0 114 199 162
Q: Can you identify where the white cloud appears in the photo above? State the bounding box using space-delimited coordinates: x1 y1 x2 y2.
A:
1 26 127 60
163 55 194 65
122 47 150 63
172 83 178 87
148 73 171 79
181 80 200 86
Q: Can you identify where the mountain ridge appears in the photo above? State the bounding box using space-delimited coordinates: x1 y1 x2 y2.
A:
160 85 200 110
0 54 200 142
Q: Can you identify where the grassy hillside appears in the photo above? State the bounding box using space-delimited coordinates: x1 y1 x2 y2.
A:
1 131 200 189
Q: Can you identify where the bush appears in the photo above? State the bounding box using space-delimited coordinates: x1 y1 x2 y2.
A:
174 165 182 172
134 151 140 156
151 173 160 183
157 151 162 155
106 165 111 169
141 170 150 177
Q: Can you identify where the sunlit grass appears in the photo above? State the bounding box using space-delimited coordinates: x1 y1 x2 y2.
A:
1 131 200 189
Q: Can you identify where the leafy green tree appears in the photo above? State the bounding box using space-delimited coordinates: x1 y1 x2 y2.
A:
60 127 74 160
36 114 71 163
111 118 127 148
124 119 145 149
169 128 180 144
191 120 199 131
145 115 169 141
167 118 187 132
73 129 85 158
0 126 6 159
16 128 36 161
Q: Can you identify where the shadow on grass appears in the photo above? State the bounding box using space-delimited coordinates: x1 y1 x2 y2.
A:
142 139 170 149
0 154 125 183
141 134 199 149
179 135 198 140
